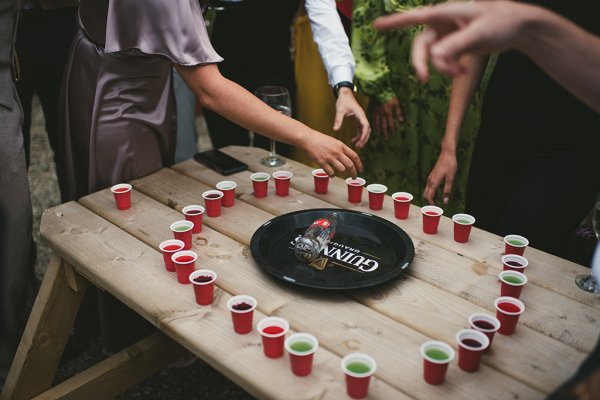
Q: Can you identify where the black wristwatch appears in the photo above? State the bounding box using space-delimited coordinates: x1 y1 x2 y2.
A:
333 81 355 98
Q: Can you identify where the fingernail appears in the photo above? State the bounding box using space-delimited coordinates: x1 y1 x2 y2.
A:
444 196 449 204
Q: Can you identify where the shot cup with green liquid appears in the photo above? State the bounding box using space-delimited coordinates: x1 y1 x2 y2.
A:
341 353 377 399
504 234 529 256
284 333 319 376
420 341 455 385
499 270 528 298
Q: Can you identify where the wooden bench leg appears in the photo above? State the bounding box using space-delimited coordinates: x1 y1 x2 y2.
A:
1 255 88 400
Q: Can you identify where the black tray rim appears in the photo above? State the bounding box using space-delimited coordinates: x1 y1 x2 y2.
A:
250 208 415 290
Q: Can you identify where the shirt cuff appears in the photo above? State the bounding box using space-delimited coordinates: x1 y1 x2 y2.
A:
330 66 354 87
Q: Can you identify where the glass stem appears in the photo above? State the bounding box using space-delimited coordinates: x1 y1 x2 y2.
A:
270 139 277 157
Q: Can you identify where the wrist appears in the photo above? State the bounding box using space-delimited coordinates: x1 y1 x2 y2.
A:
337 87 354 98
333 81 355 98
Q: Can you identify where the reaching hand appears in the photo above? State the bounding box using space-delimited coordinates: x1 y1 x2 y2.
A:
423 150 457 206
300 131 363 178
333 87 371 149
372 97 403 140
373 2 529 82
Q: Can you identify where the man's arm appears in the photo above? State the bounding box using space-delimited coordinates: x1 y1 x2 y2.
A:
305 0 370 147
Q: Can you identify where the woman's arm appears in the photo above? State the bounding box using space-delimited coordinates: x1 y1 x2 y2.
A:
175 63 363 177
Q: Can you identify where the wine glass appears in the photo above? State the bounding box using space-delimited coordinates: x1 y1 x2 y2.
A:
254 86 290 168
575 192 600 293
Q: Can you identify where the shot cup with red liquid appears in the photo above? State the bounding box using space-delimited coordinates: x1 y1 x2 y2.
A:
366 184 387 211
111 183 132 210
257 316 289 358
420 340 455 385
202 190 224 218
456 329 489 372
421 205 444 234
171 250 197 284
182 205 205 234
452 213 475 243
494 296 525 336
312 169 330 194
499 270 528 299
341 353 377 399
216 181 237 207
285 333 319 377
502 254 529 273
392 192 413 219
159 239 185 272
273 171 293 197
227 295 257 334
468 313 501 353
345 177 366 204
251 172 270 198
504 234 529 256
189 269 217 306
170 220 194 250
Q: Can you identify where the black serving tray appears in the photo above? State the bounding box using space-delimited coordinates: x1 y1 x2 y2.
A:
250 209 414 290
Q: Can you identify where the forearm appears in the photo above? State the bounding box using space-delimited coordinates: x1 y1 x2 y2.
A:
516 7 600 113
442 54 487 153
175 64 310 149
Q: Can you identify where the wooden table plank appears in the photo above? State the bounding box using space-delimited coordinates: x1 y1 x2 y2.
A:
221 146 599 310
76 189 542 398
40 202 409 400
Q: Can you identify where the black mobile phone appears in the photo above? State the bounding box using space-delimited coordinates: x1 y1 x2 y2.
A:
193 149 248 176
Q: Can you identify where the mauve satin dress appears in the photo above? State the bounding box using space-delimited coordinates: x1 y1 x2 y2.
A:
59 0 222 201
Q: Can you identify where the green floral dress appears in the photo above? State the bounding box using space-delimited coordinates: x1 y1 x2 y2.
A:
352 0 482 214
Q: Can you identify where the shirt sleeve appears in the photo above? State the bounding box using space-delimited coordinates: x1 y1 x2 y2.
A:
352 0 395 104
304 0 355 86
104 0 223 66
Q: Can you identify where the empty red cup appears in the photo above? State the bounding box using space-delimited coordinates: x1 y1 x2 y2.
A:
159 239 185 272
216 180 237 207
499 270 528 299
468 313 501 354
312 169 330 194
202 190 224 218
421 206 444 234
456 329 489 372
170 220 194 250
182 205 205 234
366 184 387 210
257 317 289 359
171 250 197 284
189 269 217 305
420 340 455 385
111 183 132 210
227 295 257 334
251 172 270 198
285 333 319 377
452 213 475 243
341 353 376 399
494 296 525 336
345 177 366 204
502 254 529 272
273 171 293 197
392 192 413 219
504 234 529 256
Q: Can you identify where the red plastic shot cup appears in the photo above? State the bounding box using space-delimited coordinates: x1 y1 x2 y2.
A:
366 184 387 211
216 181 237 207
312 169 330 194
341 353 376 399
502 254 529 272
345 177 366 204
420 340 455 385
468 313 501 354
285 333 319 377
111 183 132 210
159 239 185 272
171 250 197 284
494 296 525 336
251 172 270 198
456 329 489 372
227 295 257 334
273 171 293 197
421 206 444 234
499 270 528 299
452 213 475 243
257 317 289 359
189 269 217 306
182 205 205 234
202 190 224 218
392 192 413 219
170 220 194 250
504 234 529 256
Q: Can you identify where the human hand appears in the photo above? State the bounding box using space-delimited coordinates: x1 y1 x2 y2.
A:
300 131 363 178
372 97 403 139
334 87 371 149
373 1 528 82
423 150 457 205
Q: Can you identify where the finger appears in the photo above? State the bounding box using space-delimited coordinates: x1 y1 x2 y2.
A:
356 123 371 148
424 174 441 205
319 161 335 177
430 52 463 77
343 146 363 175
374 3 476 31
330 158 347 176
333 110 345 132
386 107 396 136
442 173 455 205
395 103 404 122
430 22 489 64
412 27 437 83
380 109 390 140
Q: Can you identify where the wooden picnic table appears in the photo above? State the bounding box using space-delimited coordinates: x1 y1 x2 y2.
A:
2 146 598 400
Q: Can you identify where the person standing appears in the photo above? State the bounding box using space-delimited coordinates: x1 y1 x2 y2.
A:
0 0 35 383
